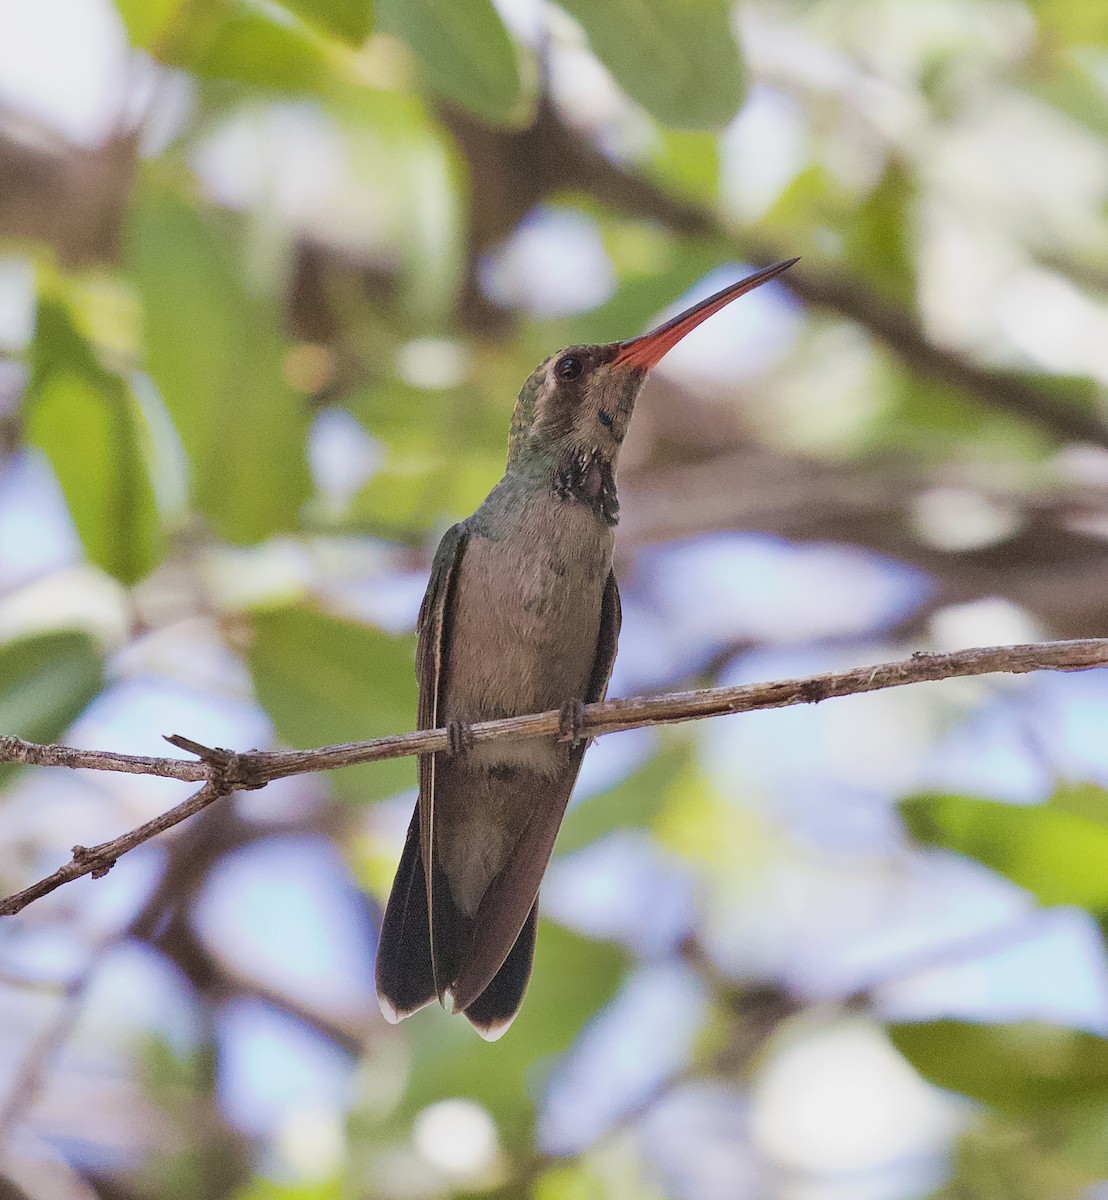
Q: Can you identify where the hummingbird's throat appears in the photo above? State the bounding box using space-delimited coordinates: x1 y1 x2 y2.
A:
553 448 619 526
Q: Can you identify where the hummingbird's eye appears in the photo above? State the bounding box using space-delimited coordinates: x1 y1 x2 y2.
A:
555 355 583 381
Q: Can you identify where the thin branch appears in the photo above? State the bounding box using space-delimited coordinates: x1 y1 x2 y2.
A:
0 958 92 1150
0 738 207 782
0 813 206 1152
0 782 226 916
1 637 1106 919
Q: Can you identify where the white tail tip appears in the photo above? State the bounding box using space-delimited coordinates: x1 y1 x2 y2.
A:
470 1013 516 1042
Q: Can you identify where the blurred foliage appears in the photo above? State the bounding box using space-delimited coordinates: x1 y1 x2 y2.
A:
0 631 103 787
247 605 417 799
390 923 629 1147
891 1020 1108 1112
1 0 1108 1198
377 0 525 126
27 294 163 581
902 788 1108 912
556 0 745 129
128 185 313 544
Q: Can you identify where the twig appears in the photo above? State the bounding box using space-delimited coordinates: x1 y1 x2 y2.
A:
0 802 230 1151
0 960 91 1151
0 737 208 780
1 638 1106 919
0 782 226 916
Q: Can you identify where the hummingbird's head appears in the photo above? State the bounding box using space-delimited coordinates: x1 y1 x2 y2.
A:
508 341 636 470
506 258 799 477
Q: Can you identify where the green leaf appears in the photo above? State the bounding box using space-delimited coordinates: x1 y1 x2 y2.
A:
843 160 916 308
0 631 103 787
556 0 744 130
177 5 335 92
891 1020 1108 1111
1038 1103 1108 1178
536 1145 667 1200
280 0 373 44
347 446 503 536
376 0 524 125
345 383 507 535
349 381 506 457
395 922 628 1147
1030 56 1108 141
26 299 163 584
120 0 341 91
247 606 418 801
874 362 1056 463
1027 0 1108 49
901 792 1108 912
1047 782 1108 827
558 744 690 855
646 129 721 204
229 1176 342 1200
127 186 312 544
115 0 184 49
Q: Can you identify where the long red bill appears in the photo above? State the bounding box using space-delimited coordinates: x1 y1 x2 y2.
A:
612 257 799 371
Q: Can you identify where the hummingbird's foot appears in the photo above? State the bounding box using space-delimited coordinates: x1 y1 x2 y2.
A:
446 719 475 757
557 699 588 748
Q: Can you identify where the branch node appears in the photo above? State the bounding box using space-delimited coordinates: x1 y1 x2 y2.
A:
215 752 267 792
0 736 28 764
164 735 266 791
798 679 831 704
70 845 115 879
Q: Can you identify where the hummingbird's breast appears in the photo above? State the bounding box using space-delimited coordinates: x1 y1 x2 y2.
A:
440 484 614 776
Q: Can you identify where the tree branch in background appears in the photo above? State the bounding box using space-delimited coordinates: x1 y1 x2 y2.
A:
0 801 261 1159
441 102 1108 450
1 637 1105 919
0 961 93 1154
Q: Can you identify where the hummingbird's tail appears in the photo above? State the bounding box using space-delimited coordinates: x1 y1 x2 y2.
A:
375 808 539 1039
375 811 435 1022
457 902 537 1041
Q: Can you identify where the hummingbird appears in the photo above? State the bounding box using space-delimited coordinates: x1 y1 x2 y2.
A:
375 258 798 1039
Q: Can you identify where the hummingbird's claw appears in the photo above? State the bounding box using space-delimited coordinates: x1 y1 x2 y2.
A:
446 719 475 757
557 699 588 748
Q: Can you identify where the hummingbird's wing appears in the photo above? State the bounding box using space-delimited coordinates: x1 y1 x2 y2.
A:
375 522 469 1021
451 569 622 1021
587 567 622 702
413 523 472 999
